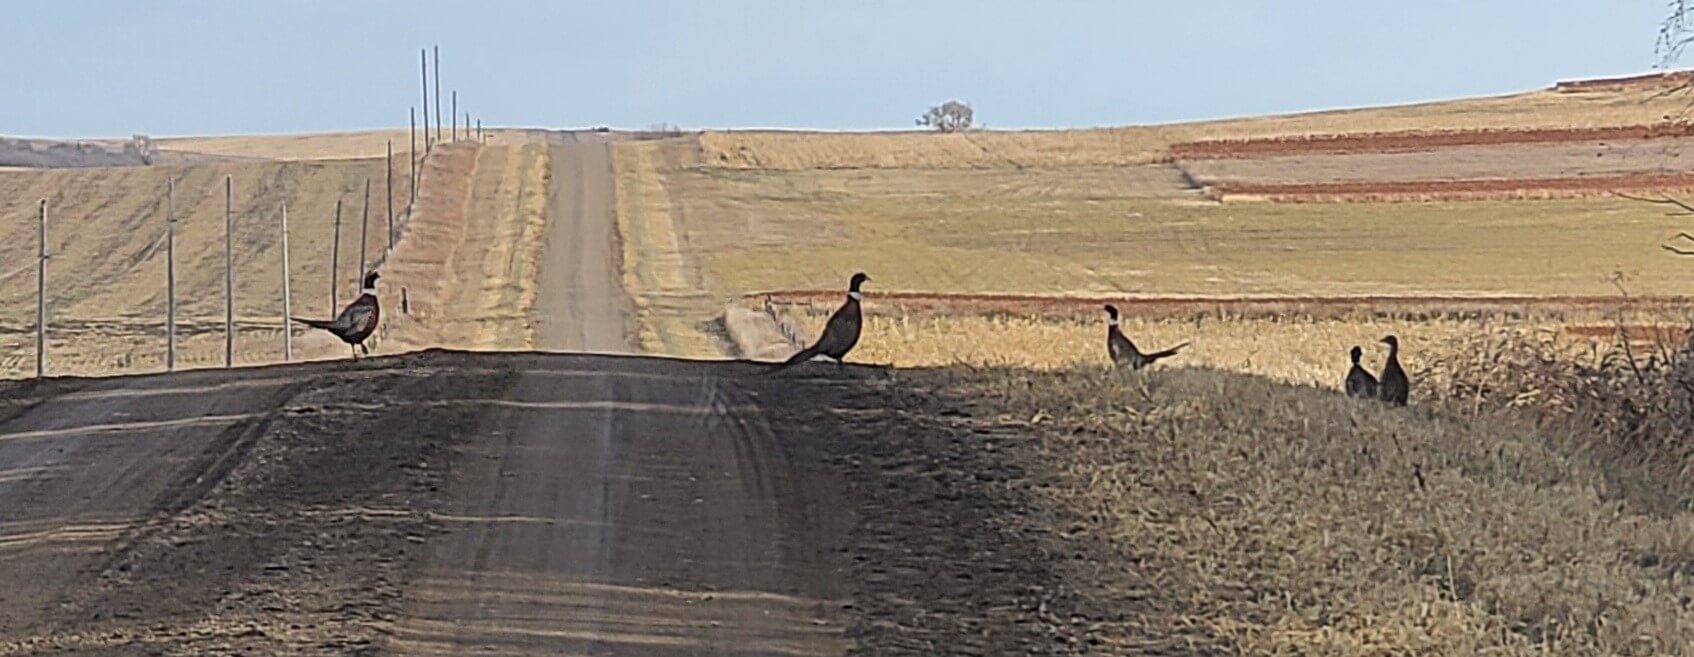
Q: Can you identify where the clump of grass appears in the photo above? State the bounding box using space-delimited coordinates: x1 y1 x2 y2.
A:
940 363 1694 655
1419 324 1694 506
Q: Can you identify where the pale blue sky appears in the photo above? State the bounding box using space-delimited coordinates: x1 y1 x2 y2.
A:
4 1 1670 137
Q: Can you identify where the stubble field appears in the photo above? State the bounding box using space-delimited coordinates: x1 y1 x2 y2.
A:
617 78 1694 654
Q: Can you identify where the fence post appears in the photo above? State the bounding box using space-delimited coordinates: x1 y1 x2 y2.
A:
358 178 371 281
451 91 457 142
36 199 46 378
433 45 441 147
386 140 394 249
409 107 417 211
280 201 292 362
225 175 234 368
420 49 430 152
166 178 176 372
330 198 342 316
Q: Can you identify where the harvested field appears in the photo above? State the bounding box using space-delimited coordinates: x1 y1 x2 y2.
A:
156 129 526 162
1170 123 1694 159
1175 128 1694 202
622 149 1693 299
613 133 1694 364
1180 138 1694 186
698 87 1694 170
1206 173 1694 202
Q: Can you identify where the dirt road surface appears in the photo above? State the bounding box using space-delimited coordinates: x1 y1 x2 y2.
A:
395 134 853 656
530 132 637 353
0 132 1078 656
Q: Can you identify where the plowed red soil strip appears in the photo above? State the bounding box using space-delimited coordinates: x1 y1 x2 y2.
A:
1206 172 1694 202
1170 123 1694 160
748 290 1694 320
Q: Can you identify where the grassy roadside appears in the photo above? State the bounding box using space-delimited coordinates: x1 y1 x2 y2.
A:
610 141 725 357
909 363 1694 655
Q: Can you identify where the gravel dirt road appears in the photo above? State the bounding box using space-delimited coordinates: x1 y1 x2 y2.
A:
0 133 1078 656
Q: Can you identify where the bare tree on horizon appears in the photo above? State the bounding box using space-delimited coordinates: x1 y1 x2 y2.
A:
916 100 974 133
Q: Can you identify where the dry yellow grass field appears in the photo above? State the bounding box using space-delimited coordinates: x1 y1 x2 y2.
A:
156 129 526 162
610 85 1694 368
0 137 553 377
0 156 401 371
628 152 1691 302
772 306 1687 391
913 364 1694 654
700 87 1694 169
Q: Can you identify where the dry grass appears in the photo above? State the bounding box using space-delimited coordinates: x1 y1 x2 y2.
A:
933 363 1694 655
615 88 1694 361
766 301 1694 653
156 129 526 162
0 158 400 324
655 161 1690 299
1179 136 1694 186
612 141 721 357
0 141 551 378
375 142 554 354
700 87 1694 170
777 307 1680 391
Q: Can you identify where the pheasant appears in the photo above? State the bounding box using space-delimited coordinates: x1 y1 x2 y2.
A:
1344 345 1378 399
1104 304 1187 370
292 271 381 359
1377 335 1409 406
771 272 868 373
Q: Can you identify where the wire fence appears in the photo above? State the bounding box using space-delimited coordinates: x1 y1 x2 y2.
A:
7 44 487 379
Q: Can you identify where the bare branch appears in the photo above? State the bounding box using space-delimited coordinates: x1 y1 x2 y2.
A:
1663 233 1694 254
1614 191 1694 216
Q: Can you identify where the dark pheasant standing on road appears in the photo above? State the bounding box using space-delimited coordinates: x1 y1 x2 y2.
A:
1344 345 1379 399
293 271 381 359
1103 304 1187 370
1377 334 1409 406
770 272 869 373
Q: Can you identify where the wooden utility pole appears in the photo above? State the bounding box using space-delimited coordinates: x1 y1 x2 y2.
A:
386 141 394 248
358 178 371 281
166 179 176 372
330 199 342 316
224 175 234 368
409 106 418 207
36 199 46 378
420 49 430 152
280 201 292 362
477 119 482 142
451 91 457 141
433 45 442 146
